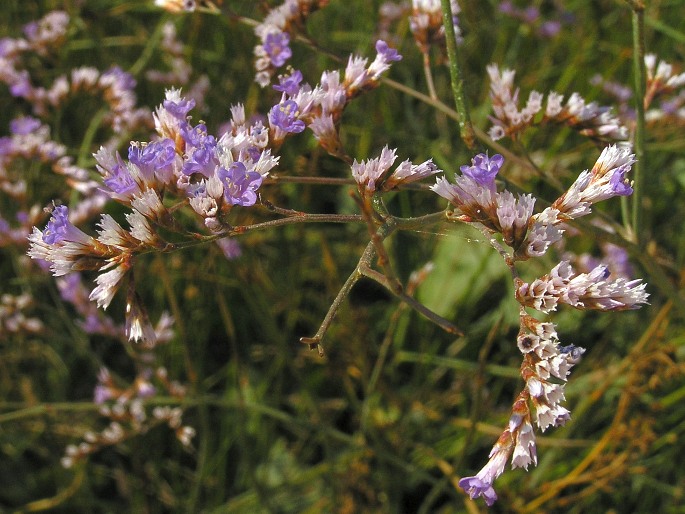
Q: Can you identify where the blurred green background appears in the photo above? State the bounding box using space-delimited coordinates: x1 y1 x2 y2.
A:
1 1 684 512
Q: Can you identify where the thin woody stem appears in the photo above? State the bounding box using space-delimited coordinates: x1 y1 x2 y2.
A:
301 211 464 352
359 265 463 336
300 262 365 356
423 51 438 100
356 193 402 294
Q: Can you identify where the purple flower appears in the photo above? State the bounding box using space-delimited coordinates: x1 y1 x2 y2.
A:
263 32 292 67
0 136 11 157
459 476 498 507
128 139 177 183
273 69 303 96
522 6 540 23
539 20 562 38
217 162 263 207
22 11 69 44
57 273 82 303
9 71 32 98
104 157 137 195
101 66 136 92
163 95 196 120
375 39 402 63
10 117 41 135
41 205 89 245
94 384 113 404
22 21 39 40
181 123 218 177
42 205 70 244
460 153 504 187
269 100 305 134
498 1 515 14
609 165 633 196
216 238 242 260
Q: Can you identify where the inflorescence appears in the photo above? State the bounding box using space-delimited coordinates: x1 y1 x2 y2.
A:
4 2 658 508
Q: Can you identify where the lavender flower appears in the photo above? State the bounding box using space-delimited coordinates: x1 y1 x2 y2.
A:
344 40 403 96
410 0 462 54
22 10 70 50
217 162 263 206
128 139 178 184
216 238 242 260
9 116 42 135
459 476 498 507
517 207 564 259
383 158 441 190
163 88 196 119
459 440 510 507
97 149 139 198
431 153 504 229
41 205 91 246
263 31 292 68
309 114 340 154
269 99 306 134
125 285 157 343
273 69 303 95
90 265 129 310
181 122 218 178
553 145 635 219
369 39 403 77
460 153 503 187
496 190 536 249
152 88 190 142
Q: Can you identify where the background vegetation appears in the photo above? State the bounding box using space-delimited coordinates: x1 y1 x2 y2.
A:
1 0 684 512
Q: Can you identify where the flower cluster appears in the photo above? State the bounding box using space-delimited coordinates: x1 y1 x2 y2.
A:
253 0 329 87
57 272 175 343
1 10 152 146
264 40 402 156
433 146 636 263
28 204 144 322
431 150 648 506
644 53 685 109
460 317 585 506
61 366 194 469
593 54 685 126
516 260 648 313
26 35 404 340
498 1 573 38
111 88 278 217
8 5 656 509
24 87 282 342
0 115 106 227
409 0 462 54
487 64 628 143
0 292 43 337
351 145 441 193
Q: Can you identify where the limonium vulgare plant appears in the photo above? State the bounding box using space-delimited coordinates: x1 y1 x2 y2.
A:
5 1 684 511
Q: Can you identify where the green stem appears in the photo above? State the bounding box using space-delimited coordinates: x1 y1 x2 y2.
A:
628 1 646 245
128 16 169 77
440 0 476 149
